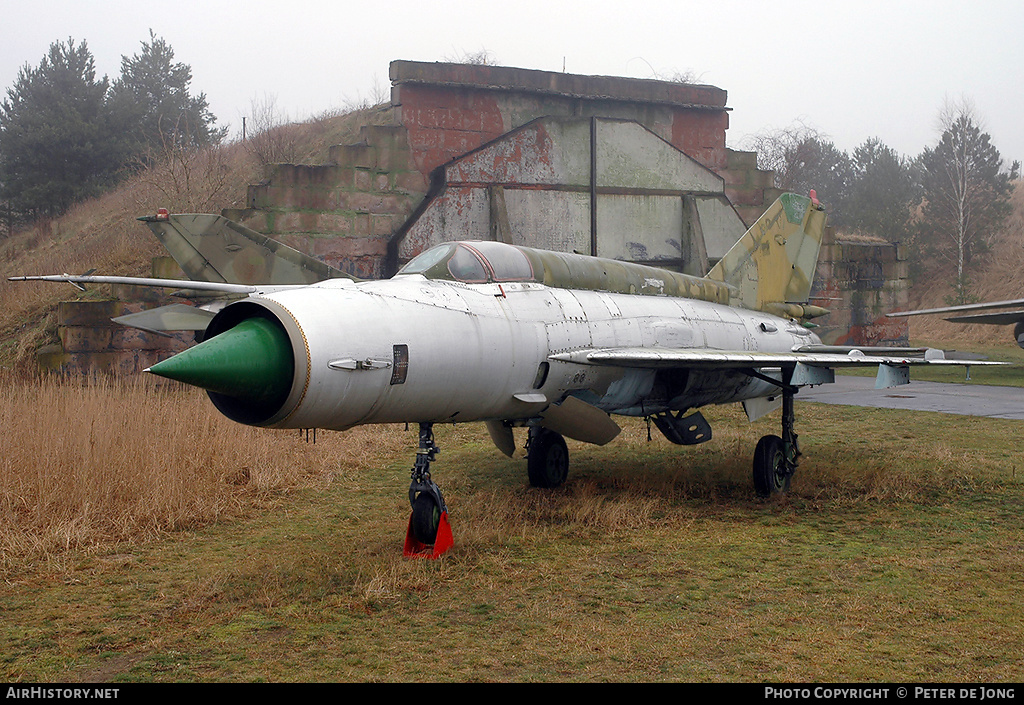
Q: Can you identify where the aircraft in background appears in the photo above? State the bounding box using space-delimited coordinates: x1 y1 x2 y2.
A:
887 299 1024 348
12 194 1001 558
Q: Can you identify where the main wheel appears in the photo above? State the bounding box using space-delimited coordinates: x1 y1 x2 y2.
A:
411 492 441 544
527 429 569 488
753 434 790 497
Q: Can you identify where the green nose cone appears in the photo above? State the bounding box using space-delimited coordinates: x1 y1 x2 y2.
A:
148 317 293 406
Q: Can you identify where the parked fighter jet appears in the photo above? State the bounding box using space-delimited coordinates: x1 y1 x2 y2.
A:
887 299 1024 348
12 194 999 557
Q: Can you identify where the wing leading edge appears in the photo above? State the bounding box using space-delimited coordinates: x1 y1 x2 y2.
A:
549 346 1003 390
887 298 1024 322
6 274 310 335
8 274 259 294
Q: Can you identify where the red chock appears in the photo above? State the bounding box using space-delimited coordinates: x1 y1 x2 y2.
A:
403 511 454 559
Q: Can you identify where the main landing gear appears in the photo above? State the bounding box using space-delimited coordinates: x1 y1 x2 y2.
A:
526 427 569 488
752 385 800 498
404 423 454 558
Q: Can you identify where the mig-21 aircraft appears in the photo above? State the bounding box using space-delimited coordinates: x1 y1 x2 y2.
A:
12 193 999 557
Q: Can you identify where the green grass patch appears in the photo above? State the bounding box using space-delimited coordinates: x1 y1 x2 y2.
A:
2 404 1023 682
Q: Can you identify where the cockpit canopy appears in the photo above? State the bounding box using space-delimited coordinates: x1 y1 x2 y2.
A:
395 239 733 307
397 241 536 284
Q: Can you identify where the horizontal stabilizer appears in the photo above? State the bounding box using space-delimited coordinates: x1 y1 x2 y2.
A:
112 304 217 335
140 213 357 286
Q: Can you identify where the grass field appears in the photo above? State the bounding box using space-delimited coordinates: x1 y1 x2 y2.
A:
1 376 1022 682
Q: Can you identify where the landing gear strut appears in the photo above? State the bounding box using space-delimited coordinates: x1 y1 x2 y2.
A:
753 385 800 497
404 423 454 558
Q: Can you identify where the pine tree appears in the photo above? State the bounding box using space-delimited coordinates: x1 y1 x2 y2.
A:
845 137 920 243
0 38 127 217
110 30 225 160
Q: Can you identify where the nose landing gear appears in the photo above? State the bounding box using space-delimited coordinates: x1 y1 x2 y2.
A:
404 423 454 558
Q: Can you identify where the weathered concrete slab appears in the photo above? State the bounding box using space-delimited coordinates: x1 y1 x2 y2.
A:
397 116 748 272
796 376 1024 420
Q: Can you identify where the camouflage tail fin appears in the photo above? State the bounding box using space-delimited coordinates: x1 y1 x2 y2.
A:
139 213 358 286
705 192 828 318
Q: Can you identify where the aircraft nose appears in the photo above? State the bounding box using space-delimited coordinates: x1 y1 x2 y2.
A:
147 316 293 408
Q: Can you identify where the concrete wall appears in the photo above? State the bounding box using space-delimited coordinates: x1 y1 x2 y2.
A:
228 124 430 280
228 60 746 279
38 278 193 376
389 60 731 174
811 234 910 346
721 149 785 227
394 116 747 275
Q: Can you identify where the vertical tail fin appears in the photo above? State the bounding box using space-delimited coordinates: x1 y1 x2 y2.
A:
706 192 827 317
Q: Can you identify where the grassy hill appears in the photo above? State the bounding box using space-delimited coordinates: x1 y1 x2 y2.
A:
0 105 391 373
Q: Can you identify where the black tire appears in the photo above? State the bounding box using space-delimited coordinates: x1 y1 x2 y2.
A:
411 492 441 544
527 430 569 488
753 434 790 497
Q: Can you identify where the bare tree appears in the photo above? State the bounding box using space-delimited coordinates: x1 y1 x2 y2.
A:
627 57 702 84
743 122 853 224
743 121 824 186
341 74 391 112
130 114 236 213
243 94 302 167
444 48 497 65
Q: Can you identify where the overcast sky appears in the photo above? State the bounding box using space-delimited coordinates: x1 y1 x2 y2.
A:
3 0 1023 169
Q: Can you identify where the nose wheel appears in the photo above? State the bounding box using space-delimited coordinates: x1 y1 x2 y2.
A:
404 423 454 558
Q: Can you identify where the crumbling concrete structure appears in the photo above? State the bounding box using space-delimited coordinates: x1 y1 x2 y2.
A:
227 60 781 279
39 60 907 375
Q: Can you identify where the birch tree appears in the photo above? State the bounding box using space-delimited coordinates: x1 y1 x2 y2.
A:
918 99 1019 303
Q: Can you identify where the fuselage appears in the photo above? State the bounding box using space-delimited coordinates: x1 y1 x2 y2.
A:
209 273 820 431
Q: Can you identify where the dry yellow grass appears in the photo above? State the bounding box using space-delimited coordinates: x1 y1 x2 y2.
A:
1 377 1021 682
0 373 408 569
